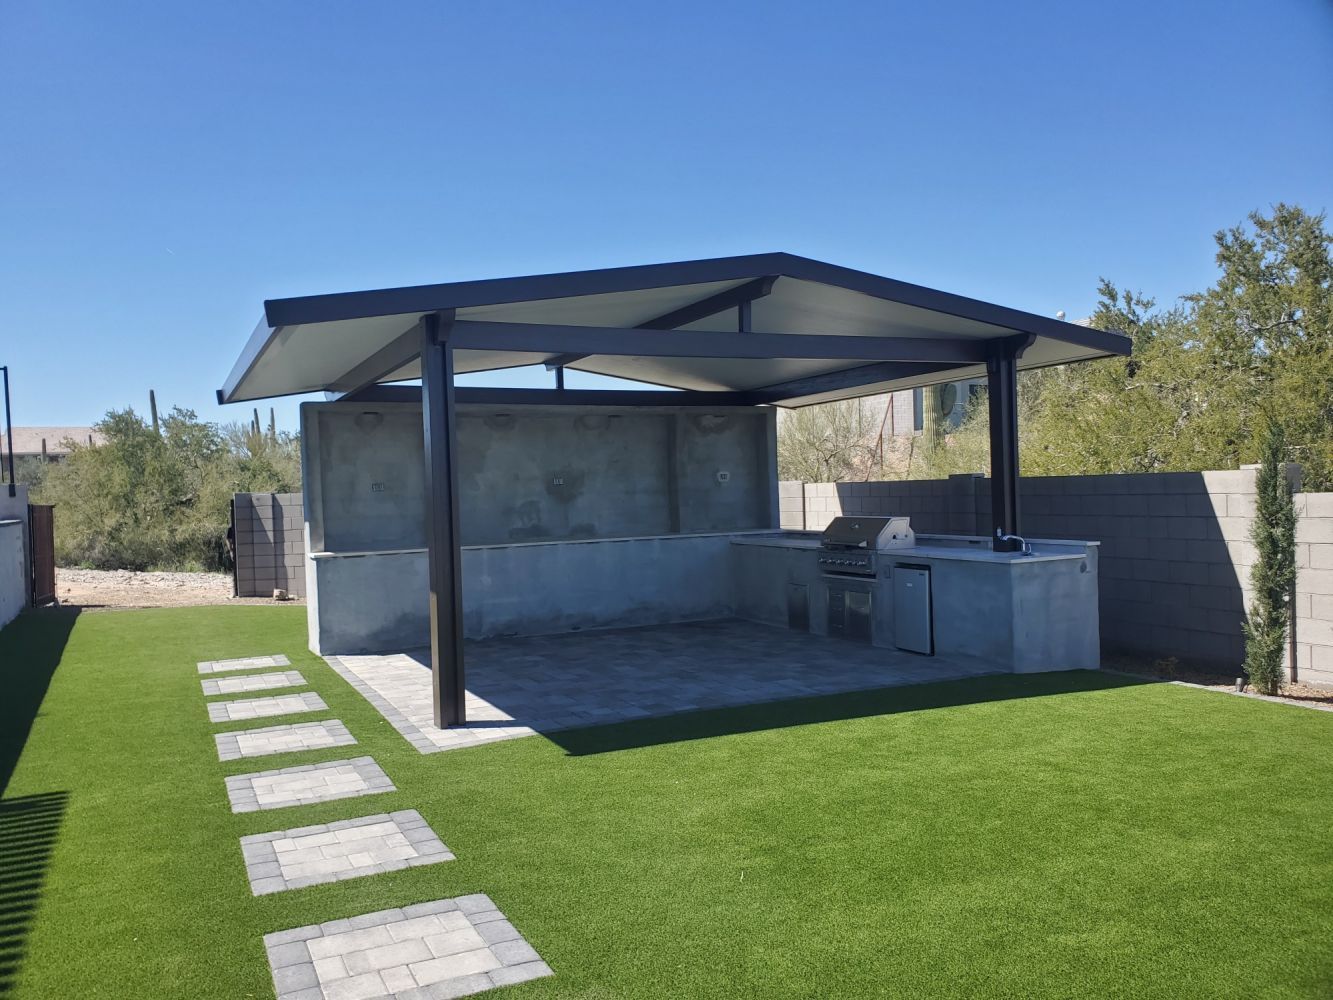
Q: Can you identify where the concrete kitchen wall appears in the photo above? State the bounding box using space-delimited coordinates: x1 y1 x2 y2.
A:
298 400 779 654
307 533 743 654
784 465 1333 686
301 401 777 551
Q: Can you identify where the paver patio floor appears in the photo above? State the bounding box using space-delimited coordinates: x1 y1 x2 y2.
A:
326 618 1004 753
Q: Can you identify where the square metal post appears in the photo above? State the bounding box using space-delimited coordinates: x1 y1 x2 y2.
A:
986 336 1031 552
421 310 465 727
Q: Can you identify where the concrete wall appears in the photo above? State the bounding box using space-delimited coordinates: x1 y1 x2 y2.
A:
301 401 777 551
0 485 30 614
307 533 743 655
299 400 779 654
784 466 1333 685
234 493 306 598
0 520 25 630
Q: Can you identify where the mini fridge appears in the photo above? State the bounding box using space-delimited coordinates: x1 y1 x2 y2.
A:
893 564 933 654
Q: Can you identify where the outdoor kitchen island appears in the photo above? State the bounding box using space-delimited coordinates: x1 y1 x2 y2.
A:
730 529 1100 672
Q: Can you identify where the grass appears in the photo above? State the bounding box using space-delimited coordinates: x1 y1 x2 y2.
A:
1 605 1331 999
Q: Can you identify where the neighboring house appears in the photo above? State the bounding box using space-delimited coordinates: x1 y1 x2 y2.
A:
0 426 105 462
867 380 987 438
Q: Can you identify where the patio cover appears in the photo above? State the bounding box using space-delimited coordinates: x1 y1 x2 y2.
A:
219 252 1130 730
219 253 1129 407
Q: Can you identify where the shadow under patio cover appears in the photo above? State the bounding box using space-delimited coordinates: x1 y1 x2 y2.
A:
218 252 1130 407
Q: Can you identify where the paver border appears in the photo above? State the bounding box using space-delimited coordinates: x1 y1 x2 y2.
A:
262 893 553 1000
241 809 454 894
323 654 446 755
225 756 395 813
215 719 357 762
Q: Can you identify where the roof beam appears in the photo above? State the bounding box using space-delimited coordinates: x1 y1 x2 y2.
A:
637 275 778 330
545 275 778 370
326 318 426 395
453 321 989 364
746 361 969 404
340 385 765 407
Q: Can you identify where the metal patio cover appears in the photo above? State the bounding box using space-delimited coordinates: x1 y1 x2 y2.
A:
218 252 1130 406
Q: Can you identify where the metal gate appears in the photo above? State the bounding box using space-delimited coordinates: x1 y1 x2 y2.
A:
28 503 56 606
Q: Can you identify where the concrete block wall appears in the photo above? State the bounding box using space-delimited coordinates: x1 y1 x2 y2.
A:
784 466 1332 684
234 493 305 598
787 475 983 536
1295 492 1333 685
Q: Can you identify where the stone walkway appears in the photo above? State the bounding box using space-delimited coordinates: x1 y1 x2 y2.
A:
241 810 453 895
226 757 395 813
199 652 554 999
199 653 292 674
264 895 552 1000
207 691 328 723
202 670 306 696
215 720 357 761
328 618 1003 754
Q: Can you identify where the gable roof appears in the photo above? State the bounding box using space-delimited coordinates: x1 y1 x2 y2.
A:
220 252 1129 407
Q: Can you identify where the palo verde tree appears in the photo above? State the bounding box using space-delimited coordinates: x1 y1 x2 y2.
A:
1242 422 1297 694
36 405 301 571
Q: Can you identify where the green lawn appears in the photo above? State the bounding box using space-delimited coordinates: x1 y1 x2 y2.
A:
1 606 1331 999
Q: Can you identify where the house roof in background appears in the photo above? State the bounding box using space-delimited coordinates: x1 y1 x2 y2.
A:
220 253 1131 407
1 426 104 457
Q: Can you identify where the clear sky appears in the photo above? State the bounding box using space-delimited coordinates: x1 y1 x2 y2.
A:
2 0 1330 432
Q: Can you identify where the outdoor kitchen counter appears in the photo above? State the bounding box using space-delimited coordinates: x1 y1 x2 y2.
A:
730 531 1101 672
729 531 1095 563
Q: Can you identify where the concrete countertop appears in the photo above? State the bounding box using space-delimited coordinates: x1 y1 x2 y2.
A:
729 531 1094 564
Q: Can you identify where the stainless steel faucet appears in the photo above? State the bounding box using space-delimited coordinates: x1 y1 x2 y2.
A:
995 528 1033 555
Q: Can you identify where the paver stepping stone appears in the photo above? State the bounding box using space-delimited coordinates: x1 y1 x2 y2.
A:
208 691 327 723
202 670 306 696
198 653 291 674
226 757 394 813
215 720 356 762
263 894 552 1000
241 810 454 894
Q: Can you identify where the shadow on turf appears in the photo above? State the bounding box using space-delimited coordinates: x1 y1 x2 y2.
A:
548 669 1157 756
0 608 79 796
0 791 68 997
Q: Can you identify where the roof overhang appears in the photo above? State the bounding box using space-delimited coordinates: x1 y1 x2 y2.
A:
219 252 1130 407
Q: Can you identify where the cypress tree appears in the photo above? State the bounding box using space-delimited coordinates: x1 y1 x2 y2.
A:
1242 422 1297 694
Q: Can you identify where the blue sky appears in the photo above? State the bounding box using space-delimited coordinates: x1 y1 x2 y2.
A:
2 0 1330 431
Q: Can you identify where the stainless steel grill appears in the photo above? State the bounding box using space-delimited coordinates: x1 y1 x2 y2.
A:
817 515 915 577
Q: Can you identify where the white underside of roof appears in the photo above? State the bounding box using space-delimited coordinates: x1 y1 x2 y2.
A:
223 273 1118 406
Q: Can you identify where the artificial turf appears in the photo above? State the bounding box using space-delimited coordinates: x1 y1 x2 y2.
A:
1 605 1330 998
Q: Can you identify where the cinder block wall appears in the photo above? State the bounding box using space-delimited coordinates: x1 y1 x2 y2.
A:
1295 492 1333 684
233 493 305 598
783 467 1332 685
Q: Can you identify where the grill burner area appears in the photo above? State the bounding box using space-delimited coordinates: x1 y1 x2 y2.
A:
817 516 915 577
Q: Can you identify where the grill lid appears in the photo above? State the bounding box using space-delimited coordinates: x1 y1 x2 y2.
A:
820 515 915 550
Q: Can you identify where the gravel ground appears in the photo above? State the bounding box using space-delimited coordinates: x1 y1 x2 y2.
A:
1104 653 1333 709
51 568 302 611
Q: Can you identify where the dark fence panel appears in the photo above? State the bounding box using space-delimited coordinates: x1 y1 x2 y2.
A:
27 504 55 606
